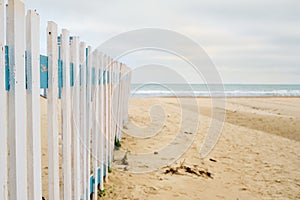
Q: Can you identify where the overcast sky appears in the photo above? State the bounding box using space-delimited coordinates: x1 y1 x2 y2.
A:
24 0 300 84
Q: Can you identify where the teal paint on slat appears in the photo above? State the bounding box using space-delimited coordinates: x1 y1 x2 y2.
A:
86 64 88 87
92 67 95 85
103 163 106 177
25 51 28 89
57 36 61 46
58 59 63 88
86 48 88 86
69 36 73 44
5 43 74 93
70 62 74 87
98 69 100 85
40 55 48 89
90 175 94 194
89 168 102 195
103 70 106 84
97 168 101 184
58 44 62 98
58 59 62 99
79 64 82 86
5 46 9 91
107 71 109 84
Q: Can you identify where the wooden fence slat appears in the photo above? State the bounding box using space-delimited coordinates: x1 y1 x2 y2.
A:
118 63 121 139
61 29 72 200
70 36 80 200
26 9 42 200
6 0 27 199
107 58 114 175
0 0 8 199
107 58 110 169
126 67 130 122
110 61 116 166
79 42 87 199
92 50 99 200
97 51 102 189
113 62 118 141
120 64 124 139
124 67 128 123
112 61 118 147
104 55 109 181
47 21 60 200
123 68 128 124
117 62 122 140
119 64 123 139
105 56 109 176
98 53 104 190
86 46 93 199
121 66 125 128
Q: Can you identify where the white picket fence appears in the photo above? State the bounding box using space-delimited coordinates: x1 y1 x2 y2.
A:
0 0 132 199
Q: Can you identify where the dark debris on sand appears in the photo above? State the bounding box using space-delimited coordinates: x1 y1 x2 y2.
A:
163 161 213 179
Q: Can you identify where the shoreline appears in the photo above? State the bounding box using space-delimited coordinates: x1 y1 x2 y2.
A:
130 95 300 98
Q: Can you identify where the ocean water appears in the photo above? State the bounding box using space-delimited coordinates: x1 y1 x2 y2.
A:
130 84 300 97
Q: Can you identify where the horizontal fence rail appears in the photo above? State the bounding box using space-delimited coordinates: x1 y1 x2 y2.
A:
0 0 131 199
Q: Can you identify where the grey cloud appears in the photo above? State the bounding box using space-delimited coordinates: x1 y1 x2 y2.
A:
23 0 300 84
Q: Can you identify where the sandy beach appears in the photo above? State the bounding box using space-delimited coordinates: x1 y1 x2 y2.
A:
40 97 300 199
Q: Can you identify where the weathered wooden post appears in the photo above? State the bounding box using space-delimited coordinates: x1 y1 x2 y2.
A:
26 9 42 200
47 21 60 200
86 46 93 199
108 57 113 174
61 29 72 200
79 41 87 199
70 36 81 200
104 55 109 181
92 49 99 200
0 0 8 199
6 0 27 199
98 53 104 191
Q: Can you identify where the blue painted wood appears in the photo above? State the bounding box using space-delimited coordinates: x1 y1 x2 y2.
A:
103 163 106 177
58 43 61 99
107 71 109 84
97 168 101 185
5 46 9 91
25 51 28 89
58 60 62 88
79 64 82 86
98 69 100 85
89 168 102 195
4 45 74 99
90 175 94 194
69 36 73 44
103 70 106 84
70 62 74 87
58 59 62 99
86 48 88 87
4 45 116 99
40 55 48 89
92 67 95 85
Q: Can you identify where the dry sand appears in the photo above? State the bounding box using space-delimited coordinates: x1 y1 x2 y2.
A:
40 97 300 199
